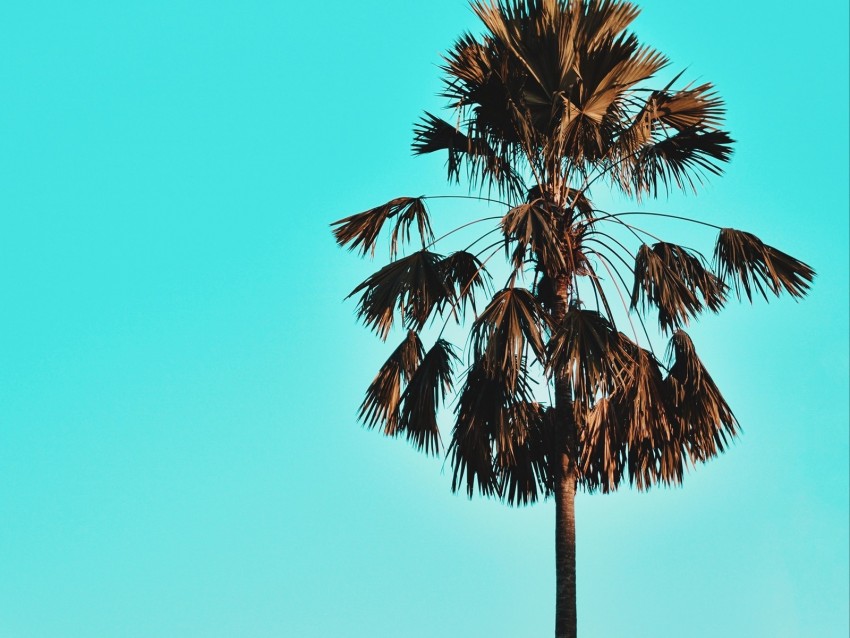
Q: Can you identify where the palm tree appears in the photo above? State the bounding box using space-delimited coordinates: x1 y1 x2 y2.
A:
331 1 814 636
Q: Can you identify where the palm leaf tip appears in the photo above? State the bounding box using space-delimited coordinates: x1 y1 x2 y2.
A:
331 196 433 258
714 228 815 301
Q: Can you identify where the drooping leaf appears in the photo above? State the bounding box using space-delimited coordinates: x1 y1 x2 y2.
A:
495 401 551 506
349 250 454 340
579 396 627 493
501 201 566 275
547 305 623 407
631 242 727 332
332 197 432 258
713 228 814 301
398 339 459 455
470 288 550 387
664 330 737 462
358 331 424 435
449 355 540 501
390 198 434 257
610 336 681 490
440 250 492 319
448 361 502 499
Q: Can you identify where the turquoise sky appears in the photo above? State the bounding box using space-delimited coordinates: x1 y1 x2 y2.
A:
0 2 847 637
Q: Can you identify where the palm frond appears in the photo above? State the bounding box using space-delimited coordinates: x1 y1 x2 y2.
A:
448 360 504 499
390 198 434 257
441 250 492 319
332 197 432 258
665 330 737 463
349 250 454 340
412 112 470 182
611 81 725 159
622 128 734 198
611 336 681 489
413 112 527 197
358 331 424 435
579 396 627 493
713 228 815 301
398 339 459 455
546 305 622 407
631 242 727 332
449 354 542 501
495 401 551 506
653 82 726 131
501 201 566 275
471 288 550 386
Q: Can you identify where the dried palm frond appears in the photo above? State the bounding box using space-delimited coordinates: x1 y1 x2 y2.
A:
412 112 470 182
449 353 541 500
398 339 458 455
348 250 454 340
665 330 737 462
609 336 681 489
631 242 727 332
495 401 551 506
390 198 434 258
448 361 505 499
470 288 550 386
501 201 566 274
546 305 622 407
412 112 527 197
579 396 627 493
611 81 725 160
358 331 424 435
332 197 432 258
653 83 726 131
622 128 734 198
713 228 815 301
440 250 491 319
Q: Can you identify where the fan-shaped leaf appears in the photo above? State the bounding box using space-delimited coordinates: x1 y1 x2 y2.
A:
495 401 551 506
547 305 623 407
332 197 432 258
440 250 491 319
623 128 734 198
665 330 737 462
610 336 681 489
501 201 566 275
631 242 727 332
471 288 550 386
413 112 527 197
358 331 424 435
713 228 814 301
449 356 540 500
579 396 627 493
398 339 458 455
349 250 454 340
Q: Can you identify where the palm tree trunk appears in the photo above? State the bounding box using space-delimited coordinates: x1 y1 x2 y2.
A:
551 271 578 637
555 460 577 638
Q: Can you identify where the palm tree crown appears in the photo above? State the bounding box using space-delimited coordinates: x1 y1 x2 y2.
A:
334 0 812 502
333 2 813 634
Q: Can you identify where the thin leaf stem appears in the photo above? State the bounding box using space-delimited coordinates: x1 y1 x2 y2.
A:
591 210 723 231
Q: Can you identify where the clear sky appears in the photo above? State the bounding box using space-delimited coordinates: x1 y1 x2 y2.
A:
0 1 847 637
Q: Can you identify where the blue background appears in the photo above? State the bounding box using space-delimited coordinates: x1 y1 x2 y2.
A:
0 1 847 636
